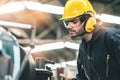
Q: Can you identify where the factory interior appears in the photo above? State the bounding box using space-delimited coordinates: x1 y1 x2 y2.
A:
0 0 120 80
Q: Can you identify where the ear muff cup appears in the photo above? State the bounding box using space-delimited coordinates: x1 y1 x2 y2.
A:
85 17 96 33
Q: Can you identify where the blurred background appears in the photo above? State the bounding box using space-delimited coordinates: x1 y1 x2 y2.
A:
0 0 119 80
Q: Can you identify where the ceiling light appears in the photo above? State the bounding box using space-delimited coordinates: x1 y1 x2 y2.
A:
0 1 119 25
46 60 77 69
64 42 79 50
23 41 79 53
0 20 32 29
24 42 65 53
0 2 24 14
95 14 120 25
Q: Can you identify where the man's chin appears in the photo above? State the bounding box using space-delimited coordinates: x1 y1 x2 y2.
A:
71 35 81 40
70 34 75 36
70 34 77 37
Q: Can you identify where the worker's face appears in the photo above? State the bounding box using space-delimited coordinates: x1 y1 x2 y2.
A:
63 17 85 37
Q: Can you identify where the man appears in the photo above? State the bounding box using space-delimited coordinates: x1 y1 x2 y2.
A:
59 0 120 80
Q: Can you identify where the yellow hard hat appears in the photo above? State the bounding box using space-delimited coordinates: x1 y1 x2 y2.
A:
60 0 96 20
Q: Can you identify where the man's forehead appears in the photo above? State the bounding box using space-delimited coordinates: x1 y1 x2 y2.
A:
65 16 80 21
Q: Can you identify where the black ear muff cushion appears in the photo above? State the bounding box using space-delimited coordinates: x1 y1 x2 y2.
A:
85 17 96 33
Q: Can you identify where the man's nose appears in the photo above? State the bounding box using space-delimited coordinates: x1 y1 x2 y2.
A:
67 23 74 28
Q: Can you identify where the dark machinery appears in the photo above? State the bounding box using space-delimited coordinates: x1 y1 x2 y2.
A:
13 47 55 80
35 57 55 80
0 29 55 80
0 45 55 80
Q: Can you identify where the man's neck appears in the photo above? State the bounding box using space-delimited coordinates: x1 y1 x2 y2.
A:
82 32 93 42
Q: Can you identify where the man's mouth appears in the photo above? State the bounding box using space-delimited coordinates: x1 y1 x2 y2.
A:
68 28 76 33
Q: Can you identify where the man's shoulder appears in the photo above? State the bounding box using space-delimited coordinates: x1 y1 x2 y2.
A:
103 27 120 33
103 27 120 40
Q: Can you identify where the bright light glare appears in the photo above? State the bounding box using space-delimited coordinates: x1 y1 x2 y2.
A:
47 60 77 69
38 42 64 51
0 2 25 14
24 42 65 53
23 41 79 53
0 21 32 29
42 4 64 15
23 1 64 15
0 1 120 25
0 1 63 15
64 42 79 50
95 14 120 25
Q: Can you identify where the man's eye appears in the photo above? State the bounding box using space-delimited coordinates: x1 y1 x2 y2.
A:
72 20 77 24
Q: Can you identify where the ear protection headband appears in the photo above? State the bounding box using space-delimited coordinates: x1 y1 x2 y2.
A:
85 17 96 33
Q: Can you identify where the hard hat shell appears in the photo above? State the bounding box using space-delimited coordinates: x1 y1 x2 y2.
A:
60 0 96 20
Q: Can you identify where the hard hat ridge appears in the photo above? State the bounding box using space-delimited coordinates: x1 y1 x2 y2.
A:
60 0 96 20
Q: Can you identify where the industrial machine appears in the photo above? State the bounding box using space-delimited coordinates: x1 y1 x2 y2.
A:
0 26 55 80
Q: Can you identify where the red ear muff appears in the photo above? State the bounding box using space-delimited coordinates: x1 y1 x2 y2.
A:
85 17 96 33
